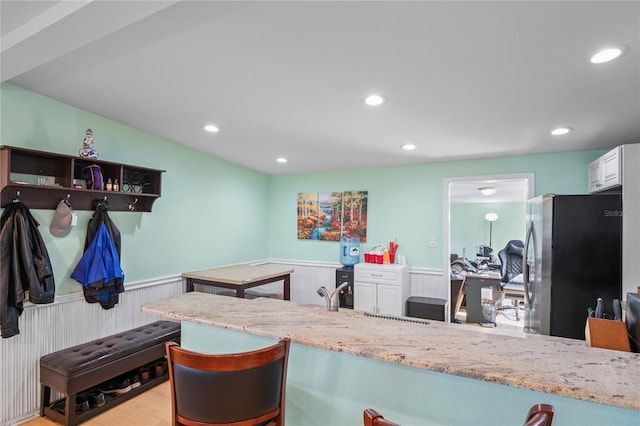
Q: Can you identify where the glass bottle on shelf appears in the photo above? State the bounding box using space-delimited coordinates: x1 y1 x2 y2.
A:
113 179 119 192
106 178 113 191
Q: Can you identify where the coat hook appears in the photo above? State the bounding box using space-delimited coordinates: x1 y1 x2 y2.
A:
128 198 138 211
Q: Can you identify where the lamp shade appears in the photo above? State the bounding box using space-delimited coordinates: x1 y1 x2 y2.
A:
484 212 499 222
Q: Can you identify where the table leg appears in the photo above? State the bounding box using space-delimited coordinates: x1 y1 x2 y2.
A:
236 288 245 298
186 278 194 292
284 274 290 301
465 279 483 324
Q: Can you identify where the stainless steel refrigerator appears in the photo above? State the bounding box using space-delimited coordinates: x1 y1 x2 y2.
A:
523 194 622 340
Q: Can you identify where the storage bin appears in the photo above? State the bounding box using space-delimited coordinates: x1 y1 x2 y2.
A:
406 296 447 321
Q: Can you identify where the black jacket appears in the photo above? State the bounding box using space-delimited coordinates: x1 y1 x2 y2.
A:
1 202 55 338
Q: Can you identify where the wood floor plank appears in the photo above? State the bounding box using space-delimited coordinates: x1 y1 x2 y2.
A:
21 382 171 425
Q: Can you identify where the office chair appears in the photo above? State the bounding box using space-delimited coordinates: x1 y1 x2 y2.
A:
497 240 525 320
364 408 401 426
166 338 290 426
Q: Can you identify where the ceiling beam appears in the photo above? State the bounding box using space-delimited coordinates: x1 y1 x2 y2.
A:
1 0 179 82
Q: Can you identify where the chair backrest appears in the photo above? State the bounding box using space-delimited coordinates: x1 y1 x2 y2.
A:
364 404 552 426
166 338 290 426
524 403 554 426
363 408 401 426
498 239 524 282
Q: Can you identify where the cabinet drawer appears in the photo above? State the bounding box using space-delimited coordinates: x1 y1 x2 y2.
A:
355 267 400 284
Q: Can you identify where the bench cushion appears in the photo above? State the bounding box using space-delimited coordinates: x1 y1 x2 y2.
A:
40 320 180 377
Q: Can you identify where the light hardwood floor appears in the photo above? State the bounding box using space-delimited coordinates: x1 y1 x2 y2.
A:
21 382 171 426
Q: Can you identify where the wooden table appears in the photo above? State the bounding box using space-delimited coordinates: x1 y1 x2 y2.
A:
182 265 294 300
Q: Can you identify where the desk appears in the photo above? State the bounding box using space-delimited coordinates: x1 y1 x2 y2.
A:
182 265 294 300
464 273 502 323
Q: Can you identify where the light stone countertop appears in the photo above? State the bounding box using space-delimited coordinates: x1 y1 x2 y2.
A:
141 292 640 412
182 264 294 284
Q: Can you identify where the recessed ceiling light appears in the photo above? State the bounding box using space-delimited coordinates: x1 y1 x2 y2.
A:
203 124 219 133
276 157 288 163
401 143 416 151
590 47 624 64
551 127 573 136
364 94 385 106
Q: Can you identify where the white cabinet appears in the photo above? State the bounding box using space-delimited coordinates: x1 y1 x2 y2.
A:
354 263 409 316
588 146 621 193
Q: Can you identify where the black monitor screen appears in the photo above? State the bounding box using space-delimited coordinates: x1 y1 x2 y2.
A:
477 245 492 258
626 292 640 353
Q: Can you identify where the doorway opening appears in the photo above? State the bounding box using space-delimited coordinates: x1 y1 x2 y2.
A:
443 173 534 334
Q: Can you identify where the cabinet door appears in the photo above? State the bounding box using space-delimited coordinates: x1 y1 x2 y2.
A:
377 284 403 316
587 159 602 193
354 281 377 313
601 148 621 189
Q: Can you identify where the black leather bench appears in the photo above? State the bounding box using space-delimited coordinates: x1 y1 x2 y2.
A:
40 320 180 426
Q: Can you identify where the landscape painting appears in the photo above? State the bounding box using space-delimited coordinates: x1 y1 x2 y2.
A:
342 191 368 242
297 191 367 242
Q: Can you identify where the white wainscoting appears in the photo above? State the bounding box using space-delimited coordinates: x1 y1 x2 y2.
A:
407 267 448 300
0 276 184 426
267 260 446 305
198 260 446 307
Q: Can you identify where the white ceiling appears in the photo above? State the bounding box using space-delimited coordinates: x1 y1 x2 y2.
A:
2 1 639 176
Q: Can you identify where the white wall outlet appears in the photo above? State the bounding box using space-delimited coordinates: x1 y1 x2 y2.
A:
428 236 437 248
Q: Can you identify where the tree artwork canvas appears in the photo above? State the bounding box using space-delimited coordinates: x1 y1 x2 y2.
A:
341 191 368 242
297 191 367 242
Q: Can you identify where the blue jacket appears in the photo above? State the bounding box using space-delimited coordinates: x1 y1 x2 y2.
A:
71 223 124 308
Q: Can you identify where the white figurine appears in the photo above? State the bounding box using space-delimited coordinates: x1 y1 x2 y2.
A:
79 128 99 159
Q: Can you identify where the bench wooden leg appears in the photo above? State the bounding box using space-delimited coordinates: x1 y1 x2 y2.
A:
40 384 50 416
65 393 74 426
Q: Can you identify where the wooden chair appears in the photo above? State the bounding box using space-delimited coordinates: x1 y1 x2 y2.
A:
363 404 552 426
166 338 290 426
363 408 401 426
524 403 554 426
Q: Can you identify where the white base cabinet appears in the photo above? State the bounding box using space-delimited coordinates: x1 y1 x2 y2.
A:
354 263 409 316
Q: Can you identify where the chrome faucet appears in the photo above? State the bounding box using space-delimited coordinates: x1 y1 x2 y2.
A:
317 282 350 311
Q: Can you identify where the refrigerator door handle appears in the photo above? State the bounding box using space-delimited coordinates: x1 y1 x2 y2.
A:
523 221 535 307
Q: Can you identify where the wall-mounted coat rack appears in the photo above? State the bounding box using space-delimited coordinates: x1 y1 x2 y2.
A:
1 145 164 212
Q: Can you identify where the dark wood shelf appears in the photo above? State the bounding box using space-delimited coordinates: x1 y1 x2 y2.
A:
1 145 164 212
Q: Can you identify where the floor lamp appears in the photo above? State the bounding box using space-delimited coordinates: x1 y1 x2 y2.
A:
484 212 499 248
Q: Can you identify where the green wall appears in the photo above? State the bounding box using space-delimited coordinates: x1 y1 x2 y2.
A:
1 83 269 295
268 152 604 269
450 202 526 259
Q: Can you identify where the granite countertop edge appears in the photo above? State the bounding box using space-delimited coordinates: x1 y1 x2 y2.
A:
141 292 640 412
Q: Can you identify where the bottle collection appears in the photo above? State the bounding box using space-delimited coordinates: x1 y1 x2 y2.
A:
105 179 119 192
